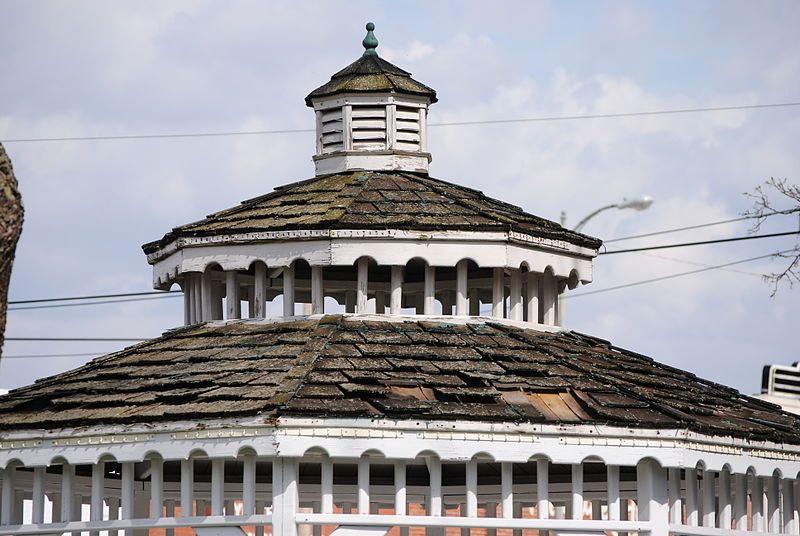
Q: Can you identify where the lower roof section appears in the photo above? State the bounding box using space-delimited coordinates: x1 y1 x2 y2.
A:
0 314 797 445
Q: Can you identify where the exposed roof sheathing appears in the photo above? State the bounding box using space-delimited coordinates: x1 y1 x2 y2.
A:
0 315 797 444
305 54 437 106
143 171 602 254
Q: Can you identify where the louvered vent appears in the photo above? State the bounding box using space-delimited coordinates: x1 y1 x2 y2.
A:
395 105 421 152
320 108 343 154
352 105 387 151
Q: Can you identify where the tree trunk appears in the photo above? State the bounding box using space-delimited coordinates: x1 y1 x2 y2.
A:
0 142 24 360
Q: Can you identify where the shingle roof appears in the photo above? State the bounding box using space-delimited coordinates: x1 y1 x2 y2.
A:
0 315 797 444
305 54 437 106
142 171 602 254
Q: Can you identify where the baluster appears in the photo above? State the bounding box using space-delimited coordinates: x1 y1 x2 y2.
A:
702 470 716 528
181 458 194 516
321 456 333 514
243 454 256 515
32 466 46 524
211 459 224 515
466 459 477 517
537 459 549 519
394 460 406 516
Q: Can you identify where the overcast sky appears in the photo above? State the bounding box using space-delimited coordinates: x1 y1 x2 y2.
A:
1 0 799 395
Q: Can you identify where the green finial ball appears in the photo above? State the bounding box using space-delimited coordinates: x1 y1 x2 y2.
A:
362 22 379 56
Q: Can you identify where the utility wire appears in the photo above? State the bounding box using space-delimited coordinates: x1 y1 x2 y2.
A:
3 101 799 144
566 249 792 299
9 294 181 311
6 337 147 342
9 290 178 305
604 216 754 243
599 230 799 255
2 352 100 360
5 249 793 352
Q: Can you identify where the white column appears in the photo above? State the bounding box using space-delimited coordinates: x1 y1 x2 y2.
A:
193 273 202 323
282 263 295 317
201 271 213 321
668 467 682 525
32 466 46 524
211 459 224 516
734 473 747 531
466 459 477 517
456 260 468 316
183 280 191 325
526 272 539 323
541 270 556 325
243 454 256 516
121 462 134 520
782 478 795 535
718 468 732 529
394 460 407 516
390 266 403 314
226 271 241 319
509 268 522 321
537 459 549 519
637 459 669 536
556 281 567 327
150 458 163 519
753 476 765 532
180 459 194 517
61 463 75 522
685 468 699 527
91 461 105 529
501 462 513 519
356 258 369 313
424 264 435 315
492 268 504 318
702 470 715 528
607 465 620 521
358 456 370 514
571 463 583 521
254 263 267 318
321 456 333 514
428 457 442 516
273 458 298 536
768 476 780 533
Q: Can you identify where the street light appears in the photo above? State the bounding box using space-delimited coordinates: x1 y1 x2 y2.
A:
565 195 654 232
557 195 653 327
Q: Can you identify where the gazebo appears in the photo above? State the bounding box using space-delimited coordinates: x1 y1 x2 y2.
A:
2 23 800 536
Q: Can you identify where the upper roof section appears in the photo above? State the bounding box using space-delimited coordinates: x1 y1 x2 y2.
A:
142 171 602 256
0 314 797 445
305 23 437 107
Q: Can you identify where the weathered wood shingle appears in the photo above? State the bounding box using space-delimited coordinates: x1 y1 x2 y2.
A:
0 315 796 444
142 171 601 254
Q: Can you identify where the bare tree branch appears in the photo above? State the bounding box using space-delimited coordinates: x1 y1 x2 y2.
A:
743 177 800 295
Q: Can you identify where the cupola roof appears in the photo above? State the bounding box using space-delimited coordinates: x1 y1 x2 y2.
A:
142 171 602 256
305 23 437 106
0 315 797 444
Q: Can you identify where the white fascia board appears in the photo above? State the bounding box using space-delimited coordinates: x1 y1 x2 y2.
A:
3 415 799 477
312 93 429 110
149 230 597 287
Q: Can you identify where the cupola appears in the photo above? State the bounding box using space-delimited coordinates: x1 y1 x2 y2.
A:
306 23 437 175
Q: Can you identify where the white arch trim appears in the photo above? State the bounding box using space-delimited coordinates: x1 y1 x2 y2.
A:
151 233 595 288
2 417 799 477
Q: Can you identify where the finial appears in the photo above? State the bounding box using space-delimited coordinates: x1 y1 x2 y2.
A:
362 22 378 56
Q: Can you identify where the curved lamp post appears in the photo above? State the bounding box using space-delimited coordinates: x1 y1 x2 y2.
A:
571 195 654 232
558 195 653 328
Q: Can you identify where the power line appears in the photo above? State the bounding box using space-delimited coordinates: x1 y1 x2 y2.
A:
2 352 100 360
6 337 147 342
604 216 754 243
599 230 799 255
566 249 792 299
9 294 181 311
9 290 178 305
611 246 766 278
3 101 799 144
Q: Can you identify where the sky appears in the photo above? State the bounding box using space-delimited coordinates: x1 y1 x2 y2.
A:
1 0 799 395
